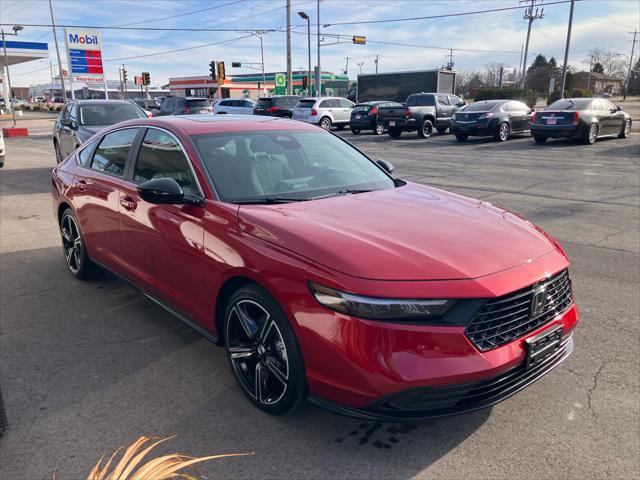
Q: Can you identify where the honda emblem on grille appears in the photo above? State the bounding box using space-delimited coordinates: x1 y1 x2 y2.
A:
530 286 548 318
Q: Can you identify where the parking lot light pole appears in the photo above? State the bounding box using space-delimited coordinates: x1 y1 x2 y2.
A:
316 0 321 97
298 11 311 97
560 0 575 97
1 26 23 127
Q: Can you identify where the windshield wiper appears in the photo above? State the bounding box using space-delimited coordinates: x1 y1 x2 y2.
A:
232 196 310 205
338 188 374 195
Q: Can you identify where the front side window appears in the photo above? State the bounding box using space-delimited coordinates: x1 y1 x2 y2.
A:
191 130 394 203
90 128 139 178
437 95 449 106
133 129 198 196
78 140 98 166
339 99 354 108
449 95 463 106
79 103 145 126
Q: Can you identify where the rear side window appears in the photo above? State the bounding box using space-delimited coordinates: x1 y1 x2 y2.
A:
133 129 198 196
338 99 354 108
297 99 316 108
78 141 97 166
406 95 435 107
90 128 139 178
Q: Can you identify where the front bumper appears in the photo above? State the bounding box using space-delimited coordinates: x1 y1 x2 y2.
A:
310 334 573 421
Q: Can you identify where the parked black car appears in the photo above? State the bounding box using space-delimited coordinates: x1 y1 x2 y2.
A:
53 100 147 162
531 98 632 145
350 101 402 135
153 96 213 116
378 93 465 139
451 99 533 142
253 95 300 118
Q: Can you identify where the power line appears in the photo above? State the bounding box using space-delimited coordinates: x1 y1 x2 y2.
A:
0 23 272 33
321 0 581 27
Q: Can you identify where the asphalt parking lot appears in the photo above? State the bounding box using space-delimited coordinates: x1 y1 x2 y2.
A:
1 129 639 479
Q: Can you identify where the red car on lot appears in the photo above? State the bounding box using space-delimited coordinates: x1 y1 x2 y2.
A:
51 115 578 420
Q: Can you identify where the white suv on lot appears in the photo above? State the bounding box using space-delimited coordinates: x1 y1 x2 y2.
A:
292 97 354 130
213 98 256 115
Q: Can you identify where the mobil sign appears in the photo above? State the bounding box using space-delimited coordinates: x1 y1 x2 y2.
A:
64 28 104 82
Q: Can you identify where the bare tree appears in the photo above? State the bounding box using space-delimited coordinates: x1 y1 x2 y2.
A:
455 69 484 94
482 63 504 87
584 48 627 77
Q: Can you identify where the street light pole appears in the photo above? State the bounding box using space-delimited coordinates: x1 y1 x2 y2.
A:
1 26 23 127
48 0 67 104
257 32 266 96
286 0 292 95
560 0 575 97
316 0 321 97
298 11 311 97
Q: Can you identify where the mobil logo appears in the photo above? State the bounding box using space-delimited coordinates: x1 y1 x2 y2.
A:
68 33 100 46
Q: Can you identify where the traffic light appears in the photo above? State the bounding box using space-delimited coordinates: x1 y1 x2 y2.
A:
302 76 308 89
209 61 216 81
217 61 226 80
352 36 366 45
232 62 241 68
122 68 128 83
142 72 150 85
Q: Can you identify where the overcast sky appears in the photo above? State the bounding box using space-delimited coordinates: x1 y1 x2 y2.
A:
2 0 639 86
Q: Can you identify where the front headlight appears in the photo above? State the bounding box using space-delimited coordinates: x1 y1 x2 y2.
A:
309 282 455 322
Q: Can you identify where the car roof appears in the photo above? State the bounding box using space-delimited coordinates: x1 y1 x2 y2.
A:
72 100 134 105
111 114 321 135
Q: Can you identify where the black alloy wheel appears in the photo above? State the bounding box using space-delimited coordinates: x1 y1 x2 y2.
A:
534 135 548 144
350 128 361 134
455 134 468 141
224 285 307 414
436 126 448 134
496 122 510 142
417 119 434 139
388 129 402 139
60 208 94 279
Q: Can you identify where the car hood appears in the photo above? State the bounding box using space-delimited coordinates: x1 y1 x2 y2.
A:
238 183 555 281
78 124 111 138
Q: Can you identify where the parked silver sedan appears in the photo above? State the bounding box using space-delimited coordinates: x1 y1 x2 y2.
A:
292 97 354 130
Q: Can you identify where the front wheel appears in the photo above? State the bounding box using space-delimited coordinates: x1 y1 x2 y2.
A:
388 129 402 139
534 135 548 144
224 285 307 415
619 119 631 138
319 117 332 130
583 123 598 145
417 119 434 139
455 134 468 141
495 122 510 142
374 123 385 135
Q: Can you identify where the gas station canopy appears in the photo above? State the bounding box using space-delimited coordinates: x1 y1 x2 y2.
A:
0 40 49 66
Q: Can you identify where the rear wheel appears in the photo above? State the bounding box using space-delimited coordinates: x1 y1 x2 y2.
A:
583 123 598 145
319 117 332 130
224 285 307 415
455 134 468 141
436 126 448 134
350 128 361 134
534 135 548 144
374 123 385 135
619 119 631 138
417 119 434 139
388 129 402 139
495 122 510 142
59 208 96 279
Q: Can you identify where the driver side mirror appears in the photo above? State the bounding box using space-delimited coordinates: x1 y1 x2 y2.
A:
137 178 195 205
376 159 394 174
60 117 77 129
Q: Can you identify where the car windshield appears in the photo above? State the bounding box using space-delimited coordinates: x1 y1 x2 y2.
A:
191 130 395 203
547 99 592 110
79 104 146 126
464 101 501 112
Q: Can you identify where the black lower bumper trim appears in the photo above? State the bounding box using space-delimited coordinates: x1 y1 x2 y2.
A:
309 335 573 422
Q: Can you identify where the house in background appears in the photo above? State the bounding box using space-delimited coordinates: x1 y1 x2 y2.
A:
573 71 624 95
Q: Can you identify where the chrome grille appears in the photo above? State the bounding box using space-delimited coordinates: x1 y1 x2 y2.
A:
466 269 573 351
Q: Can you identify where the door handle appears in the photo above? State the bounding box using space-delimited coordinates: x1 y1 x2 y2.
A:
120 196 137 211
75 179 88 191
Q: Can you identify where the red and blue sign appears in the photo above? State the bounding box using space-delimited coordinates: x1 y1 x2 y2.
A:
69 49 103 74
64 28 104 82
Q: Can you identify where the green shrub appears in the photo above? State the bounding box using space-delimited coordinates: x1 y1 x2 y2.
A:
55 105 63 111
570 87 592 98
547 90 562 105
473 88 537 108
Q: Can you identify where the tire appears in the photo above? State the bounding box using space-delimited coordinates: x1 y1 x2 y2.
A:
534 135 548 144
336 124 346 130
619 119 631 138
583 123 598 145
417 119 434 139
455 134 468 141
224 284 307 415
54 140 63 163
495 122 510 142
59 208 97 280
319 117 332 130
436 126 448 134
350 128 361 134
374 123 385 135
388 129 402 139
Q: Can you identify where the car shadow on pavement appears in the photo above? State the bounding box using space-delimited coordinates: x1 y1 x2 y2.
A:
0 167 54 196
1 245 491 479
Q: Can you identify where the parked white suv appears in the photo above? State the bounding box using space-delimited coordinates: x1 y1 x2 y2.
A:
292 97 354 130
213 98 256 115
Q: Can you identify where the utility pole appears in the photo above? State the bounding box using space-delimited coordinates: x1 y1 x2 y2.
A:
344 57 350 76
357 62 364 75
520 0 544 89
623 29 638 100
375 54 379 73
286 0 292 94
518 43 524 85
48 0 67 103
560 0 575 97
315 0 321 97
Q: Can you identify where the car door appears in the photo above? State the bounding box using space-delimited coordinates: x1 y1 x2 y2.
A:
591 100 610 134
338 98 354 123
58 103 75 156
126 127 207 319
241 99 255 115
515 101 534 132
602 99 624 134
74 127 142 274
436 94 452 126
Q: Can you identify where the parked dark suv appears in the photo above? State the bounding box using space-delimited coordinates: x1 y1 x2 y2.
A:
53 99 147 162
378 93 465 138
153 97 213 116
253 95 300 118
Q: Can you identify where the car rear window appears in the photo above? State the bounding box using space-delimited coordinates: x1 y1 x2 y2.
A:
297 99 316 108
352 105 371 113
186 99 210 108
464 101 501 112
547 99 592 110
256 98 275 108
406 95 435 107
275 96 298 107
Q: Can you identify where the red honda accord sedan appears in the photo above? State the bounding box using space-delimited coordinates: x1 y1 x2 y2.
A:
51 115 578 420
